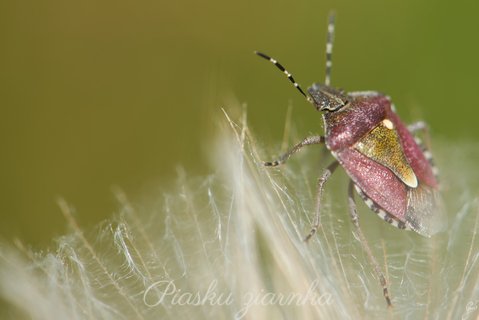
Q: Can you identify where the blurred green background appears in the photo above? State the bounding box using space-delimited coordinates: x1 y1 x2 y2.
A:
1 0 478 247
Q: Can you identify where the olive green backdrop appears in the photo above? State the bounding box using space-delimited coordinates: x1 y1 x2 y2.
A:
1 0 478 247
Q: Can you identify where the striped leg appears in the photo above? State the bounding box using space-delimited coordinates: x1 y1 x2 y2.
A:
407 120 428 134
408 121 438 180
348 180 392 307
408 120 431 150
304 161 340 242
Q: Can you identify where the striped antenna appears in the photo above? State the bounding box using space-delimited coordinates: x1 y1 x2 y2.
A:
255 51 307 98
325 12 336 86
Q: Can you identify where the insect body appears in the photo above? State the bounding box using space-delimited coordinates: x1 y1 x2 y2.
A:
318 89 442 236
255 13 444 307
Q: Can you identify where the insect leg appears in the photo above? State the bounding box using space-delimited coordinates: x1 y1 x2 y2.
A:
347 180 393 307
407 120 428 134
408 121 438 180
408 120 432 148
264 135 325 167
303 160 339 242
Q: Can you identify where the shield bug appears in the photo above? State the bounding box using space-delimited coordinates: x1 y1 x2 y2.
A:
255 13 444 307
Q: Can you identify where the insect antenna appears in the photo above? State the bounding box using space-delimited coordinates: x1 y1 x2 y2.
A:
255 51 307 98
324 12 336 86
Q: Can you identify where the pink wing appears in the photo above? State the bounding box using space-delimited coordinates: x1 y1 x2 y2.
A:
336 148 445 237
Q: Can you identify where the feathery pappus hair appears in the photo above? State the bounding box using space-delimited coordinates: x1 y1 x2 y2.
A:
1 105 478 319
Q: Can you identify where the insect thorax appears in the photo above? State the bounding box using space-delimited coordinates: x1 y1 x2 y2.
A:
321 92 391 151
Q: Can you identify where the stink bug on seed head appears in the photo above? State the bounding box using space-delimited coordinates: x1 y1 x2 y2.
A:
255 12 445 307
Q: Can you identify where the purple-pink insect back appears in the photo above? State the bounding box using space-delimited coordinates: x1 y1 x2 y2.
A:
255 12 445 307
